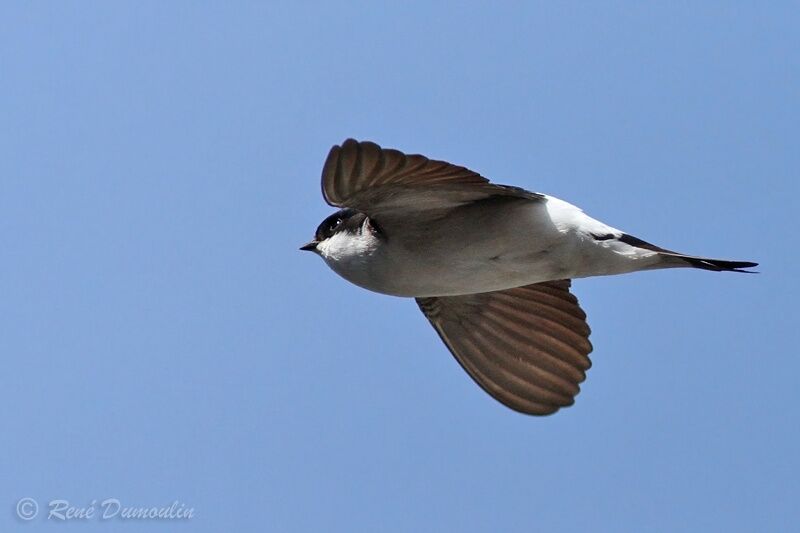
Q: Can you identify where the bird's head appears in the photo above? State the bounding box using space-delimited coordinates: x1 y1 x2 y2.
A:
300 208 381 261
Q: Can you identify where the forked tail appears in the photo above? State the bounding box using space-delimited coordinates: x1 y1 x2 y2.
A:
659 254 758 272
617 233 758 273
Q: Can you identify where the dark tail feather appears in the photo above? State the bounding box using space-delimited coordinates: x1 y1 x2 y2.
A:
617 233 758 273
672 255 759 273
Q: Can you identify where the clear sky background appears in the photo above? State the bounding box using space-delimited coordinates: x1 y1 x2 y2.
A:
2 2 798 532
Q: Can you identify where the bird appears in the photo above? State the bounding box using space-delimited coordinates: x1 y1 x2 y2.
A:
301 139 757 416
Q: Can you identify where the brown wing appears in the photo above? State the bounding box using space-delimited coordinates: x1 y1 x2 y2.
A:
321 139 542 214
416 280 593 416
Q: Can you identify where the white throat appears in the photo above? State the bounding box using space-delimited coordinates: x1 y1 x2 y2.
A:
317 230 380 263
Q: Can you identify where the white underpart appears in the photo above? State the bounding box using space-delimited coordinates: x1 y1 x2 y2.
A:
317 195 664 297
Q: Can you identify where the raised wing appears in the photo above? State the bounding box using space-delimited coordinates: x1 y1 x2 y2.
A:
321 139 542 215
416 280 593 416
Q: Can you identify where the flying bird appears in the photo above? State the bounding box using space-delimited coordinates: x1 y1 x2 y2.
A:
301 139 757 416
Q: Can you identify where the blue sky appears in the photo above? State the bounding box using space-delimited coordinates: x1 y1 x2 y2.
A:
1 2 797 532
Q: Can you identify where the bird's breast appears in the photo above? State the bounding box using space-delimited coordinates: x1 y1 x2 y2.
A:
324 200 577 297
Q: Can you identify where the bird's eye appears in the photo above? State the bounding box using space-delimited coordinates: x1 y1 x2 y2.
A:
331 218 342 230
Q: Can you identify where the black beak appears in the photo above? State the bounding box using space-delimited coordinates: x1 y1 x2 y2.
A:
299 240 319 252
